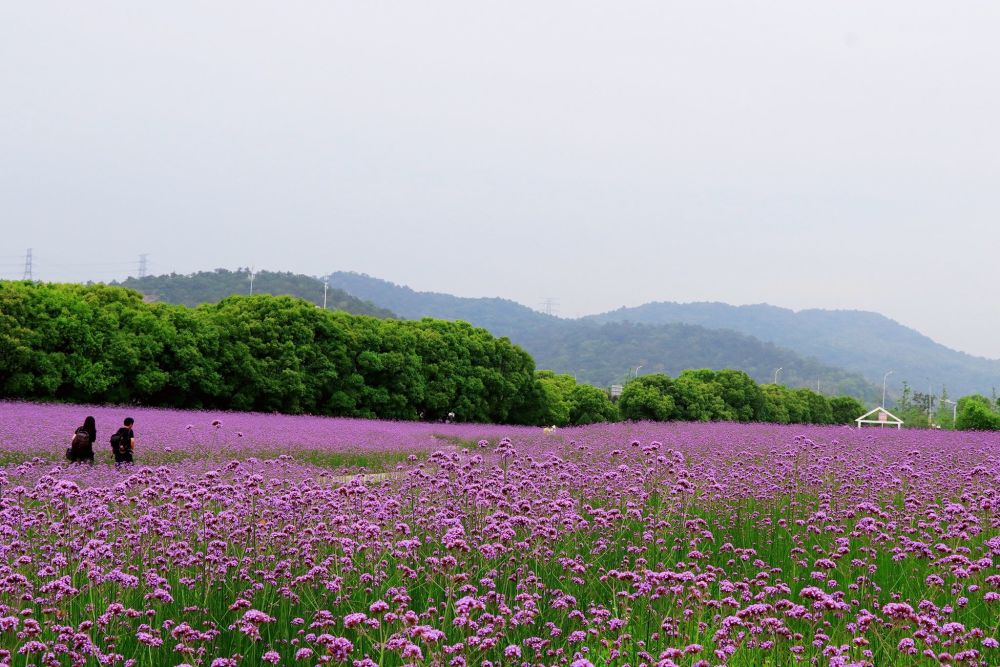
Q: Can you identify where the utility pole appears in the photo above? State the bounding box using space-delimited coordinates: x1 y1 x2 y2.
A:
928 380 933 426
882 370 894 408
138 254 148 278
248 265 256 295
322 280 328 309
22 248 32 280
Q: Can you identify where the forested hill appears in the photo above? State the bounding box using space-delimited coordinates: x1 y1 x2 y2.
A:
325 271 548 332
119 270 394 318
585 302 1000 398
326 272 878 400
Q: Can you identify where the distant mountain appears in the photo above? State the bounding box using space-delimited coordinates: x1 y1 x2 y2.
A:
325 271 547 333
326 272 878 400
119 269 394 318
585 302 1000 397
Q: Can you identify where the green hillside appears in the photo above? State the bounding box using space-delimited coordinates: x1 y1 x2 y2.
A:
326 272 878 400
118 269 394 318
585 302 1000 397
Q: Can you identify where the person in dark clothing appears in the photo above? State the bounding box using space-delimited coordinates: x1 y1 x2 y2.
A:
68 416 96 463
111 417 135 466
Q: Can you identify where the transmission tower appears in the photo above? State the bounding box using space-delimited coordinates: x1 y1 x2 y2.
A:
138 254 148 278
540 297 559 316
22 248 32 280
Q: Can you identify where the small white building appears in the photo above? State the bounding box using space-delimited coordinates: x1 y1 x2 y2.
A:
855 407 903 429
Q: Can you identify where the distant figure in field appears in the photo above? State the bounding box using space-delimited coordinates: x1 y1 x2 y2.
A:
111 417 135 466
67 415 96 463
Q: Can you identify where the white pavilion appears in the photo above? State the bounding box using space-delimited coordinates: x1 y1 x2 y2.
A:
855 407 903 429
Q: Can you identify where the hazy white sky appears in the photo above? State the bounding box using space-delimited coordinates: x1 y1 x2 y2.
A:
2 2 999 356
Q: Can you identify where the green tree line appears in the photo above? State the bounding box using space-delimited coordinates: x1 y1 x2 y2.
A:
953 393 1000 430
0 281 537 423
1 281 875 427
612 371 865 425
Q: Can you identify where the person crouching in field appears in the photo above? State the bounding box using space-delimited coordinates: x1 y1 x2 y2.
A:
111 417 135 466
67 415 96 463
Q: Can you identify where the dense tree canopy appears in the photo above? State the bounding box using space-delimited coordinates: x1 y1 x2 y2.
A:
619 371 858 426
0 282 536 423
526 371 618 427
955 394 1000 431
619 375 677 422
829 395 866 425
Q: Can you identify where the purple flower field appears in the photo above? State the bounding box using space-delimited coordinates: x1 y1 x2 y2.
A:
0 401 998 666
0 401 535 468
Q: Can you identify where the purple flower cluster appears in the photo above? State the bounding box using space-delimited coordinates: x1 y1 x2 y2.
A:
0 402 998 665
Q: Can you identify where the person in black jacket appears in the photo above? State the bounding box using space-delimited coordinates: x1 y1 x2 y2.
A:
111 417 135 466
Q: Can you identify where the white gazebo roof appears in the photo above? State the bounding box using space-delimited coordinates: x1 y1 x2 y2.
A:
855 406 903 429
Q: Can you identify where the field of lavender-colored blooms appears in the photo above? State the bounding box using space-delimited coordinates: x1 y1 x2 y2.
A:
0 401 998 666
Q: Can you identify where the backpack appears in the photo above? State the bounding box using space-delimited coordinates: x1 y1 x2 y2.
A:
111 428 133 452
72 429 91 448
68 429 90 461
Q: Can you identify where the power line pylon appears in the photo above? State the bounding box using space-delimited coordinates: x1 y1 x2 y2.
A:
138 254 148 278
22 248 32 280
540 297 559 316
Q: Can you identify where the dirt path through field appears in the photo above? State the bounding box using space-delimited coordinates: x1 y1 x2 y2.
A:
327 471 399 484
